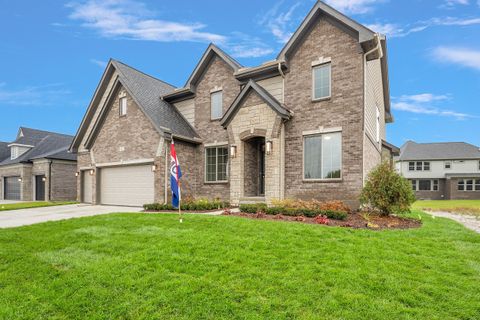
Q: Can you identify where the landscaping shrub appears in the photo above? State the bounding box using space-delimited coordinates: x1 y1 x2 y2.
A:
239 203 268 214
360 161 416 216
144 198 230 211
264 206 347 220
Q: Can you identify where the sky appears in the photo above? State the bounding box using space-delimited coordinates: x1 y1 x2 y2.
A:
0 0 479 147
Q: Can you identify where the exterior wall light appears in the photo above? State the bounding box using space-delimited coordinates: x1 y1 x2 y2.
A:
230 145 237 159
75 172 79 177
89 169 95 176
151 164 157 172
42 177 47 182
266 141 273 155
18 177 22 182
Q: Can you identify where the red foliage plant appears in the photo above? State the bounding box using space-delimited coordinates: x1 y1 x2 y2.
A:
314 215 329 225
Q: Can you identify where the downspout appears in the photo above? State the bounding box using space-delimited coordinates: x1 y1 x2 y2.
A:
278 62 285 78
48 160 52 201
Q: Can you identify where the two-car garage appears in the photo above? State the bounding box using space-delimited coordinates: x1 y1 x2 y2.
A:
82 164 154 207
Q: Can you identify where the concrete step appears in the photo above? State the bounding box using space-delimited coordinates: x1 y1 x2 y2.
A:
239 197 266 204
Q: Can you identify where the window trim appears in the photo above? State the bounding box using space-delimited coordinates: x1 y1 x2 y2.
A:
458 178 480 191
411 179 439 191
210 90 223 120
409 161 430 171
204 145 229 184
119 96 127 117
444 161 452 169
302 130 342 182
311 62 332 101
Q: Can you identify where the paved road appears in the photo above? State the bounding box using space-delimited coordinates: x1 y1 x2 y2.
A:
0 204 142 228
428 211 480 234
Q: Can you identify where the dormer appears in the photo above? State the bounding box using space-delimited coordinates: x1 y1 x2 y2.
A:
8 143 32 160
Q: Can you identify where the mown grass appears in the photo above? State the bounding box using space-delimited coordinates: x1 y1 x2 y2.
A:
0 212 479 319
0 201 77 211
413 200 480 217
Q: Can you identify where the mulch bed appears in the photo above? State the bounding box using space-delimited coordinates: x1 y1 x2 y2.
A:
223 211 422 230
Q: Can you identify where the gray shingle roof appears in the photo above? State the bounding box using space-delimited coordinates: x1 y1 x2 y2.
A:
0 142 9 161
112 60 200 140
399 141 480 161
0 127 76 166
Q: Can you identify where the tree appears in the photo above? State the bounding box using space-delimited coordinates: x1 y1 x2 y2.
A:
360 162 415 216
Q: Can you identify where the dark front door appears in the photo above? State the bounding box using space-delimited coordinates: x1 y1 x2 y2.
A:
4 177 21 200
35 175 45 201
258 143 265 196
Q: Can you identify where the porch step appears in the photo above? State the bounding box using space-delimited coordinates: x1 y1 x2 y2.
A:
239 197 266 204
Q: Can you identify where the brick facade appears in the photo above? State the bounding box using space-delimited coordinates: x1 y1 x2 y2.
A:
447 178 480 200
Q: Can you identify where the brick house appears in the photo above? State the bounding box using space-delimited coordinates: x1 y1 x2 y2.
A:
396 141 480 200
0 127 77 201
70 1 395 207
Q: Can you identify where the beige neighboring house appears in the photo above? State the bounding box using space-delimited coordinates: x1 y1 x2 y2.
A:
396 141 480 200
70 1 396 207
0 127 77 201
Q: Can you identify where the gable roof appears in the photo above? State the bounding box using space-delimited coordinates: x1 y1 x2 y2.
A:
70 59 201 152
0 142 9 162
220 80 291 127
0 127 76 166
399 141 480 161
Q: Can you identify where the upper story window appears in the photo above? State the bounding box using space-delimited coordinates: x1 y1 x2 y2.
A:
445 161 452 169
478 160 480 170
304 131 341 180
205 146 228 182
408 161 430 171
119 97 127 116
312 63 331 100
210 90 223 120
11 146 19 160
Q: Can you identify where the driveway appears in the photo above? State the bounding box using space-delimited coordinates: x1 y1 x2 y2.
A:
0 204 142 228
427 211 480 234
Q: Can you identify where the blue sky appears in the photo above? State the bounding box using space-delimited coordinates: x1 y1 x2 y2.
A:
0 0 479 147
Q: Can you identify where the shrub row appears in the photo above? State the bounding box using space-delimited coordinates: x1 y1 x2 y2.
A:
239 203 348 221
144 199 230 211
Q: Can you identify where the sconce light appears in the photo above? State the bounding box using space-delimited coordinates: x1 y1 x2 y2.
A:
89 169 95 176
230 145 237 159
75 172 79 177
42 177 47 182
151 164 157 172
18 177 22 182
266 141 273 155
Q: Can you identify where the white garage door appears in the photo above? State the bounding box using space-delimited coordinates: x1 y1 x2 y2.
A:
82 171 93 203
100 165 154 206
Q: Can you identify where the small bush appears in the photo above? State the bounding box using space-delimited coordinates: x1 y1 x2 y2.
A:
265 207 285 215
239 203 267 214
144 198 230 211
360 162 416 216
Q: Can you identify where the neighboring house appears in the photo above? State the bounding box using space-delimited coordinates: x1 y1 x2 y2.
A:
0 142 9 162
0 127 77 201
70 1 395 207
396 141 480 200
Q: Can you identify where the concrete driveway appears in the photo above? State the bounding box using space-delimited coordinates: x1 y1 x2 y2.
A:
0 204 142 228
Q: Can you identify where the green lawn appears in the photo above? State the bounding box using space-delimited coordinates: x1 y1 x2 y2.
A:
413 200 480 217
0 212 479 319
0 201 77 211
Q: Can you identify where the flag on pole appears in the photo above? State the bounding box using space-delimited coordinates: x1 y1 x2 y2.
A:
170 140 182 209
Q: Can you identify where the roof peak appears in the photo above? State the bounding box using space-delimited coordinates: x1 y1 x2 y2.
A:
111 59 176 89
19 127 74 138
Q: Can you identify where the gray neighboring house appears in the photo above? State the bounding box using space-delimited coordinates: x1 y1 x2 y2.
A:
0 127 77 201
70 1 396 208
396 141 480 200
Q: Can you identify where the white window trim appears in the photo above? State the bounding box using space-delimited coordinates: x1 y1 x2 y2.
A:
311 62 332 101
302 130 342 182
210 90 223 120
119 96 127 116
204 145 229 184
409 161 430 171
458 179 480 191
444 161 452 169
412 179 439 191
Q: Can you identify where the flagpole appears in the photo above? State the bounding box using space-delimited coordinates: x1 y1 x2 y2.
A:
178 180 182 223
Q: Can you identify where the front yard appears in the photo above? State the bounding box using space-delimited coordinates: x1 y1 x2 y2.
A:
0 201 77 211
0 211 479 319
413 200 480 217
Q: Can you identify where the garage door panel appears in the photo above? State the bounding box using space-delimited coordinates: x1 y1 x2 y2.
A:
100 165 154 206
4 177 21 200
82 171 93 203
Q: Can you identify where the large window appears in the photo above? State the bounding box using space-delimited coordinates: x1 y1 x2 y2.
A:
312 63 331 100
119 97 127 116
408 161 430 171
205 146 228 182
304 132 341 180
458 179 480 191
210 91 223 120
411 179 439 191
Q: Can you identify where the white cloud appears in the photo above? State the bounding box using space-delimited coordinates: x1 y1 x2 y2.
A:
440 0 470 8
324 0 387 14
90 58 107 68
0 83 71 106
392 93 475 120
259 1 302 44
67 0 225 43
367 16 480 38
433 47 480 70
226 33 274 58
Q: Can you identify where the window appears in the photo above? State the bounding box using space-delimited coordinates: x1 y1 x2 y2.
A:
433 179 439 191
458 180 465 191
376 107 380 142
418 180 432 191
476 179 480 191
412 179 438 191
409 162 415 171
411 180 417 191
210 91 223 120
312 63 331 100
205 146 228 182
119 97 127 116
445 161 451 169
478 160 480 170
416 161 423 171
304 132 341 180
423 162 430 171
458 179 480 191
466 179 474 191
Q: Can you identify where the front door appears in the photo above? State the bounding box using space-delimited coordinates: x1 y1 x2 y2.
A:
258 143 265 196
35 175 45 201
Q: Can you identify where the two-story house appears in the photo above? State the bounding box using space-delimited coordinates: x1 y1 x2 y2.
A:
396 141 480 200
0 127 77 201
69 1 395 207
